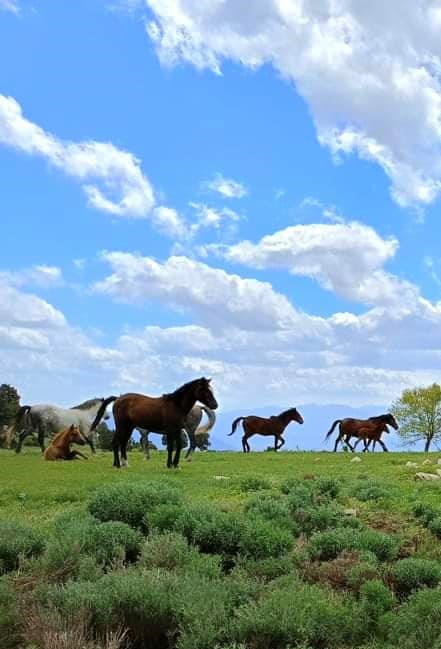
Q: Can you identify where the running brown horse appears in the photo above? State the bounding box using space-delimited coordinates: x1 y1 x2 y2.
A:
43 425 89 461
90 378 218 469
325 414 398 452
228 408 304 453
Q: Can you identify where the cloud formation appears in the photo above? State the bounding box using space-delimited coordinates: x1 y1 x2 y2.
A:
145 0 441 208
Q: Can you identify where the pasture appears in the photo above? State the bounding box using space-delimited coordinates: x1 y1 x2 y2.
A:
2 448 441 649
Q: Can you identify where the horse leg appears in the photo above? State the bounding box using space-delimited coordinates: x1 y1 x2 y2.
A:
277 436 285 451
37 425 46 454
173 429 184 468
120 427 133 468
333 433 342 452
378 439 389 452
15 429 29 454
185 426 196 461
112 426 122 468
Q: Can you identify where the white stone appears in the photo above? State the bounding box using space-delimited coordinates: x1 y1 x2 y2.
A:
405 462 418 468
351 457 362 463
422 459 432 466
213 475 230 480
414 472 441 481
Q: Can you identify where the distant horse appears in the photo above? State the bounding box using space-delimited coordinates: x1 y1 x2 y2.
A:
325 414 398 452
44 425 89 461
138 404 216 461
90 378 218 469
11 398 114 454
348 422 390 452
228 408 304 453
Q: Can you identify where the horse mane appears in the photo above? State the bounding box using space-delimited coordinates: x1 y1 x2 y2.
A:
70 398 102 411
51 428 70 443
163 379 203 400
277 407 298 418
368 414 391 423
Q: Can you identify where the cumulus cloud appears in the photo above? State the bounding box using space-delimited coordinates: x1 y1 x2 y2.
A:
94 251 326 333
144 0 441 208
221 221 410 307
0 94 155 218
205 174 248 199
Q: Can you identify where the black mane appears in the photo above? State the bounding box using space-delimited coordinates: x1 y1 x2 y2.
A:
368 414 392 423
163 378 204 400
277 407 298 418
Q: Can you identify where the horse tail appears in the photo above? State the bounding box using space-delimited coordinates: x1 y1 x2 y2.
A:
195 406 216 436
325 419 342 441
89 396 117 432
229 417 245 436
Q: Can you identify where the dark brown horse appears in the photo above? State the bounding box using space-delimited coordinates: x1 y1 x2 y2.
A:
326 414 398 452
43 424 89 461
90 378 218 469
228 408 304 453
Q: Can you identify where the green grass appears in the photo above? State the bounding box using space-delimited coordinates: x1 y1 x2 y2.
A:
1 448 441 527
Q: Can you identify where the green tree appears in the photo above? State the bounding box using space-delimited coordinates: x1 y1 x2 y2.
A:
392 384 441 452
96 422 114 451
0 384 20 449
195 431 211 451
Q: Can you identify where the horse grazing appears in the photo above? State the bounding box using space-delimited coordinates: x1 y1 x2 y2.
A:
138 404 216 462
325 414 399 452
11 398 115 455
90 378 218 469
43 425 89 461
228 408 304 453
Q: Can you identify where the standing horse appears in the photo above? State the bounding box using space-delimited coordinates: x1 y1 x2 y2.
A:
11 398 114 454
228 408 304 453
44 425 89 461
90 378 218 469
138 404 216 461
325 414 398 452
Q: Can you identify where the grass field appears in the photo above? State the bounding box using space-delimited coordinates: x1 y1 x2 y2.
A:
2 448 441 524
3 448 441 649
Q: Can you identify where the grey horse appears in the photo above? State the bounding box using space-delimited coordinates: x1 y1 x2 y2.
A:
138 404 216 461
11 398 113 454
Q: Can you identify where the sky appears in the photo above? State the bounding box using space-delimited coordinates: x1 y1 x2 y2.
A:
1 0 441 411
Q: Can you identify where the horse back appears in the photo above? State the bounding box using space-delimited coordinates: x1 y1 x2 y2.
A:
113 393 183 430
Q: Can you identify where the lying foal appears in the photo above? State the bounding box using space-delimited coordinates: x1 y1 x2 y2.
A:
44 424 89 461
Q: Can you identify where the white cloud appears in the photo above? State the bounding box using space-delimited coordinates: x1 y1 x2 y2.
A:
0 0 19 14
144 0 441 208
205 174 248 199
0 265 64 289
189 201 242 233
0 94 155 218
94 251 328 334
221 221 408 307
151 205 188 238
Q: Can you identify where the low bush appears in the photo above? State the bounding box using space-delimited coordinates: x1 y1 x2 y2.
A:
412 501 438 526
385 587 441 649
244 493 300 534
308 528 399 562
359 580 395 621
238 475 271 492
389 558 441 597
355 480 393 502
88 481 182 531
233 577 361 649
0 579 19 648
428 516 441 539
0 520 44 573
315 476 341 500
293 504 362 536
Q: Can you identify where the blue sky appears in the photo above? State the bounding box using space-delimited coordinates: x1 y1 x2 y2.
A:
1 0 441 410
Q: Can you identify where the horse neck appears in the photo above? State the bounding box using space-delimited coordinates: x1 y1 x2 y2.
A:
74 403 101 419
172 388 197 416
276 412 294 431
51 431 69 449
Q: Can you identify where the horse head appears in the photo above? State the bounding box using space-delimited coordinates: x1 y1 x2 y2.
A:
289 408 304 425
68 424 87 445
195 378 218 411
385 413 399 430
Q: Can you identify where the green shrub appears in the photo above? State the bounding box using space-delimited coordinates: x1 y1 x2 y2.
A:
233 556 290 582
412 502 438 526
238 475 271 492
88 521 142 566
386 587 441 649
428 516 441 538
88 481 182 531
293 504 361 536
244 494 300 534
238 516 293 559
0 520 44 573
309 528 398 562
390 558 441 596
355 480 392 502
359 580 395 620
233 577 360 649
0 579 19 648
346 557 381 593
315 476 341 500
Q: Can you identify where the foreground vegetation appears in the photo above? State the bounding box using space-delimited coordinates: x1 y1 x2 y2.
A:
2 449 441 648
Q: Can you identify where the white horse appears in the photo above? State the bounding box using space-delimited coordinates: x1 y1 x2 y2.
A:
11 397 115 454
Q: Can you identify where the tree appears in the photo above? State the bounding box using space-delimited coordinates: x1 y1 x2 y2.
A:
194 431 211 451
392 384 441 452
96 422 114 451
0 384 20 429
